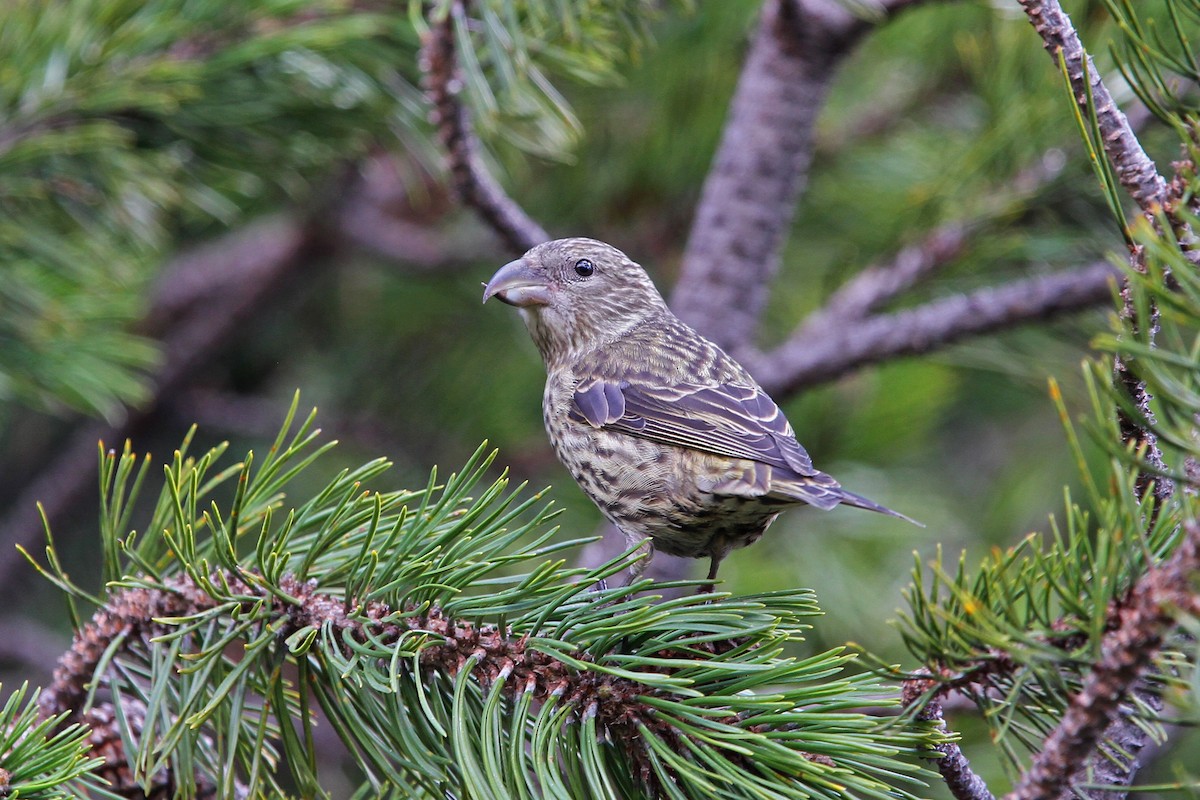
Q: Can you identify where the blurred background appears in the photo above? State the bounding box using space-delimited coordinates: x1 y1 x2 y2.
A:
0 0 1181 793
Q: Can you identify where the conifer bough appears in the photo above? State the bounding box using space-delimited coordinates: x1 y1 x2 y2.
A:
23 401 938 798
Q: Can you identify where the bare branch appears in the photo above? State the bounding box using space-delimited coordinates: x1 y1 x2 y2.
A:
670 0 865 350
1017 0 1166 215
791 223 969 342
751 261 1119 396
420 1 548 255
787 147 1071 349
1006 519 1200 800
903 674 996 800
1072 677 1163 800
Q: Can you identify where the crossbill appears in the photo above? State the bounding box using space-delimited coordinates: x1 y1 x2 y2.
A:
484 237 914 587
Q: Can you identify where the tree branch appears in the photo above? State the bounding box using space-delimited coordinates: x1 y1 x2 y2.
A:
789 223 969 342
420 1 548 255
1017 0 1166 215
903 674 996 800
1017 0 1176 515
1070 676 1163 800
750 260 1119 396
669 0 870 350
1006 519 1200 800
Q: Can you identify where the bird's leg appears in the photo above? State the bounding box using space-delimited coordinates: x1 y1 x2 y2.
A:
623 537 654 586
699 536 732 594
699 556 721 594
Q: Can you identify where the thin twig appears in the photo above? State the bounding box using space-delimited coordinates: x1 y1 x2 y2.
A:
1017 0 1166 215
1016 0 1175 510
903 673 996 800
751 261 1120 396
420 0 548 255
790 223 969 341
806 143 1074 320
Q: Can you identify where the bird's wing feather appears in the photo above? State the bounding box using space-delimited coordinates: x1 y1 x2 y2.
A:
570 377 817 476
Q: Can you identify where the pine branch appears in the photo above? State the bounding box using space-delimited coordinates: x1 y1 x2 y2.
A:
1006 519 1200 800
1074 676 1163 800
670 0 864 350
1015 0 1178 511
43 570 780 796
788 223 969 340
1017 0 1167 216
902 673 995 800
751 260 1119 395
22 419 940 799
0 683 104 798
1114 280 1174 502
421 1 549 255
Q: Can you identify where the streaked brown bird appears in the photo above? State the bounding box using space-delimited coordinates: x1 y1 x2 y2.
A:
484 237 915 588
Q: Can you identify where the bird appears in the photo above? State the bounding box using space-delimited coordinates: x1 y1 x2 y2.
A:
483 237 915 589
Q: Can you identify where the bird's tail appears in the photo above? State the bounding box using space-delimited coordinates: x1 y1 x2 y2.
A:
838 489 924 527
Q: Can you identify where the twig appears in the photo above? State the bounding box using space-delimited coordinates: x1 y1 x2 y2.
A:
1017 0 1166 215
791 223 969 341
1016 0 1176 510
903 673 996 800
1006 520 1200 800
790 130 1082 355
751 260 1120 396
420 1 548 255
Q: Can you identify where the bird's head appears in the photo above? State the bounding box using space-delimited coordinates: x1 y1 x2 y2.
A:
483 238 669 362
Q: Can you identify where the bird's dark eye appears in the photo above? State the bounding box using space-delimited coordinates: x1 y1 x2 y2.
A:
574 259 595 278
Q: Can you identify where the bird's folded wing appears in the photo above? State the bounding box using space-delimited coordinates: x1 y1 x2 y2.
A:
570 378 817 476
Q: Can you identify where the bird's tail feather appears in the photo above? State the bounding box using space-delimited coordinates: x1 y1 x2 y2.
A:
838 489 924 527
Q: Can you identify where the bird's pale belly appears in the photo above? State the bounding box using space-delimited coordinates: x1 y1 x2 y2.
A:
548 415 784 559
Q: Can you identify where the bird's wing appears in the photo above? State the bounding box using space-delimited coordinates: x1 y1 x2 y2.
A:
570 378 818 476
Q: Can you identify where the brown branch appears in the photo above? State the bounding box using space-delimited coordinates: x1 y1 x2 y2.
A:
669 0 867 350
1006 520 1200 800
1073 676 1163 800
1017 0 1167 215
671 0 943 350
903 673 996 800
790 223 969 342
43 570 751 797
1016 0 1176 511
750 260 1120 396
420 1 548 255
